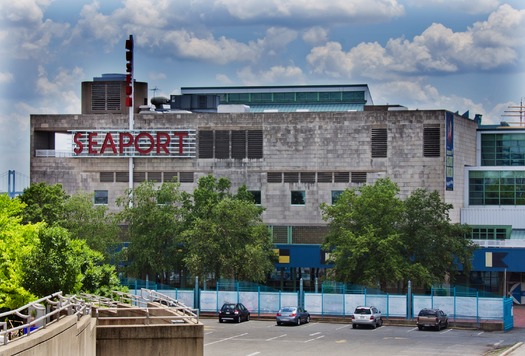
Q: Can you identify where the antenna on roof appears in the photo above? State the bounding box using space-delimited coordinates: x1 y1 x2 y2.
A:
150 86 160 98
502 98 525 126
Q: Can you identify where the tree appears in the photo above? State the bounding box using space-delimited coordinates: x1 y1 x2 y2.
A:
182 176 275 285
61 192 120 262
399 189 474 289
321 178 474 291
17 182 68 225
0 194 39 310
321 178 405 289
116 181 186 283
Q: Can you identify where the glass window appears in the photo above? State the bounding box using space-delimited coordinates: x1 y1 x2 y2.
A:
249 190 261 205
331 191 343 204
291 191 306 205
94 190 108 205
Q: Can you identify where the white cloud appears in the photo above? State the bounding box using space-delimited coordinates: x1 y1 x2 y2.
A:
216 73 233 85
302 27 329 45
0 72 14 84
306 4 525 80
35 66 82 114
214 0 404 22
405 0 500 15
237 65 304 85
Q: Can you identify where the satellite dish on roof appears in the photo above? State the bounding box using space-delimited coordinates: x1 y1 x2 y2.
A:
151 96 169 110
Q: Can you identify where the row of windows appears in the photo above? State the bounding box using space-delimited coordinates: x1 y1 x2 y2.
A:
100 171 195 183
92 82 120 111
220 91 366 104
198 130 263 159
95 189 345 207
267 171 367 184
469 171 525 205
270 225 329 244
470 226 510 240
481 133 525 166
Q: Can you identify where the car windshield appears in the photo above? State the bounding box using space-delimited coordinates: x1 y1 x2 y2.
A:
221 304 236 311
354 308 371 314
419 310 437 316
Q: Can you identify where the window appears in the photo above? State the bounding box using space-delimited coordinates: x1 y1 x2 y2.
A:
179 172 194 183
267 172 283 183
199 129 263 159
334 172 349 183
331 191 343 204
116 172 129 182
198 131 213 158
371 128 387 158
148 172 162 182
164 172 178 182
247 130 263 159
133 172 146 183
300 172 316 183
481 133 525 166
469 170 525 206
317 172 333 183
94 190 108 205
100 172 114 182
215 130 230 159
423 126 441 157
249 190 261 205
291 191 306 205
351 172 367 183
231 130 246 159
284 172 299 183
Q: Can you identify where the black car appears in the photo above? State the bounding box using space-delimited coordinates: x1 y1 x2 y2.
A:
416 308 448 330
219 303 250 323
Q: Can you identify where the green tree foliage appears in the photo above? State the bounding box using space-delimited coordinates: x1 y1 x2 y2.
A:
321 178 474 291
321 178 405 289
0 194 39 310
116 181 185 283
182 176 275 284
399 189 475 289
61 192 120 262
17 182 68 225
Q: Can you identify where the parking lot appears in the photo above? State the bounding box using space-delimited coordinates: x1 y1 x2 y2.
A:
202 318 525 356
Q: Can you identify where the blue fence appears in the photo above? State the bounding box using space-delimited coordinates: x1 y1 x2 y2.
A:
126 280 513 328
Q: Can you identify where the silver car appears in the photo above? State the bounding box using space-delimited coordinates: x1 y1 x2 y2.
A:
276 306 311 326
351 306 383 329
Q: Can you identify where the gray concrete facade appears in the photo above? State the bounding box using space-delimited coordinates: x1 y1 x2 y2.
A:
30 110 477 230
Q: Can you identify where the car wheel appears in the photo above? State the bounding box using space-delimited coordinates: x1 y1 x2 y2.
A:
277 321 282 326
372 322 377 329
378 318 383 327
219 318 223 323
296 318 301 326
237 316 241 323
435 323 440 331
444 321 448 329
417 325 423 331
352 324 357 329
246 314 250 322
306 316 310 323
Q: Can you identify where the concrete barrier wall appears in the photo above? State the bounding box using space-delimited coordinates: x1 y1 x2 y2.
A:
0 315 96 356
96 323 204 356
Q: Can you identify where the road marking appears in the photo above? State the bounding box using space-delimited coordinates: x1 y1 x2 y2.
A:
205 331 214 335
336 324 350 330
441 328 452 334
204 332 248 346
407 327 418 332
336 339 347 343
305 335 325 343
477 331 484 336
494 340 504 347
309 332 322 336
246 353 261 356
266 334 287 341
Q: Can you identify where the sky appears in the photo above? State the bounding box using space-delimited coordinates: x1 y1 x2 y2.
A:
0 0 524 180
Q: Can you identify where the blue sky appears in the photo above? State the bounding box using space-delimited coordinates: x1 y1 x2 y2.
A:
1 0 524 179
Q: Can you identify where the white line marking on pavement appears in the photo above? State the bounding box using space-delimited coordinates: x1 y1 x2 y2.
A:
336 324 350 330
305 335 325 343
309 332 322 336
477 331 484 336
246 353 261 356
266 334 287 341
204 332 248 346
494 340 504 347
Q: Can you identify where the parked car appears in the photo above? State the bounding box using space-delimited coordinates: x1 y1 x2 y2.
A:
416 308 448 331
276 306 311 326
351 306 383 329
218 303 250 323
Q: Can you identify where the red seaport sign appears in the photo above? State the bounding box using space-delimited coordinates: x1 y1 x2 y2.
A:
70 130 196 158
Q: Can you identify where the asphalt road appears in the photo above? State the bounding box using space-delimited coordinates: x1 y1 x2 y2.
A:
202 318 525 356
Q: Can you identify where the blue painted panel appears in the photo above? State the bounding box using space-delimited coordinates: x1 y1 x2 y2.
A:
472 248 525 272
274 244 333 268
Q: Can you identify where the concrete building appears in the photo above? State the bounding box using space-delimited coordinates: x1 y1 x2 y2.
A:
29 81 525 297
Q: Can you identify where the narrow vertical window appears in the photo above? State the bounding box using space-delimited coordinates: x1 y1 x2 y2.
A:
423 126 441 157
371 128 387 158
